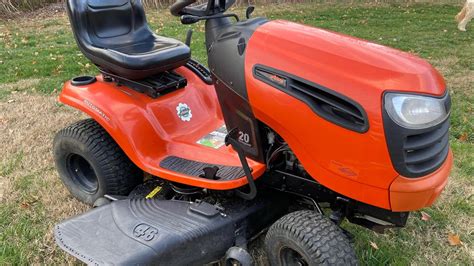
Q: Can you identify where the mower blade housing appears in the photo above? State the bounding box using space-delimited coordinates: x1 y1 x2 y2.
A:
54 197 286 265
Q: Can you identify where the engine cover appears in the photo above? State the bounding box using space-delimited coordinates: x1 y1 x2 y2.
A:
244 20 448 210
55 197 287 265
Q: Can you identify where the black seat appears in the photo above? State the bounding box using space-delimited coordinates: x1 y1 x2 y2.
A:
67 0 191 80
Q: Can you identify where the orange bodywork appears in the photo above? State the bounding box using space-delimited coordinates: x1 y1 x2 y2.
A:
59 67 266 190
59 20 452 211
245 21 451 210
390 150 452 211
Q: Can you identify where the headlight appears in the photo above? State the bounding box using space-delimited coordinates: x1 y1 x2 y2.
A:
384 93 449 129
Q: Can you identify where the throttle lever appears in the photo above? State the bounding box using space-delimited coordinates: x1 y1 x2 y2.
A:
185 29 193 47
245 6 255 19
180 13 239 25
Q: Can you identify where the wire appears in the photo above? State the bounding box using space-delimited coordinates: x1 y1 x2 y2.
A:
267 144 290 169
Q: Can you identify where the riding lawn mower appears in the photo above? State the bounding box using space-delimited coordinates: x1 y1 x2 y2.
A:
52 0 453 264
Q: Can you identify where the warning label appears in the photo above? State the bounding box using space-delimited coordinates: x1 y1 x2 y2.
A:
197 125 228 149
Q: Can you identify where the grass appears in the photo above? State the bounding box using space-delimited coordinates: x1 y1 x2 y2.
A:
0 2 473 265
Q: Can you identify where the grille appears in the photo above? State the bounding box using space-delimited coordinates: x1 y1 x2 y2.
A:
404 120 450 175
254 66 368 133
288 80 368 132
383 92 451 178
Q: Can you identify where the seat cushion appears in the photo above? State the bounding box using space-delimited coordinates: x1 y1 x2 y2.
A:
81 36 190 80
108 36 190 69
93 36 191 79
67 0 191 80
113 39 180 56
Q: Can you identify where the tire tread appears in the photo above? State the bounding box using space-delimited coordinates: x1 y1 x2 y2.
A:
265 210 357 265
54 119 141 201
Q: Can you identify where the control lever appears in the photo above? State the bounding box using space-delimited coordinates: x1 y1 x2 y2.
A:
185 29 193 47
181 15 200 25
180 13 239 25
225 128 257 200
245 6 255 19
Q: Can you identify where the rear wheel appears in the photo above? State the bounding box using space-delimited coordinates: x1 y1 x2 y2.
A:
53 119 142 205
265 210 357 266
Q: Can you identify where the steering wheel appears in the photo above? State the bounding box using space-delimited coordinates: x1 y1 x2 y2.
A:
170 0 236 17
170 0 208 17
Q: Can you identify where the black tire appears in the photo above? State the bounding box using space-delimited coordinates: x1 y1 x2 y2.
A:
265 210 357 266
53 119 142 205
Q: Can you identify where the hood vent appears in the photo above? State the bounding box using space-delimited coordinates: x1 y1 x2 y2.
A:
254 66 368 133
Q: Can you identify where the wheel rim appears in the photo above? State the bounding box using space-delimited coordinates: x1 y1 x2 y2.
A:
280 247 308 266
66 154 99 194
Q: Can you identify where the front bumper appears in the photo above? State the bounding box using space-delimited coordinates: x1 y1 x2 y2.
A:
389 149 453 212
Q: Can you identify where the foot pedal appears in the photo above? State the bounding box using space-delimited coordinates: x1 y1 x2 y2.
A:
200 166 220 180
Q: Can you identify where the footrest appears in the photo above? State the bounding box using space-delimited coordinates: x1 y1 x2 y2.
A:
160 156 246 180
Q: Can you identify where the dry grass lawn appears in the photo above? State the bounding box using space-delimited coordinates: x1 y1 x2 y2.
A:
0 2 473 265
0 91 88 263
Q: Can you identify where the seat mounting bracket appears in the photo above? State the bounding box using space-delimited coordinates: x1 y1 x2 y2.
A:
100 69 187 98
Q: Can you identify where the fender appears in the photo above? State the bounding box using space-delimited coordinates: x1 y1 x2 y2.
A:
59 67 266 190
245 21 448 210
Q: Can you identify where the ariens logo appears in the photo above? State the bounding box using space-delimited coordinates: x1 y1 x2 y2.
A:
176 103 192 122
83 99 110 121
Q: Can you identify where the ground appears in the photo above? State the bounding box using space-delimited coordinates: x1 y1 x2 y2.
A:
0 2 473 265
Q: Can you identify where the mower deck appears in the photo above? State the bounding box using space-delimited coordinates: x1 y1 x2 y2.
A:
55 197 288 265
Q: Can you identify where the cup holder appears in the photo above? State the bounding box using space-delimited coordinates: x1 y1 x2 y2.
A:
71 76 97 86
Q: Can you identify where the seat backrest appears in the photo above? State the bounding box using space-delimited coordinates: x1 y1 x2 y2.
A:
67 0 154 49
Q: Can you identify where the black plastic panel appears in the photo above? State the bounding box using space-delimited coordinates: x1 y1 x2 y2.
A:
160 156 245 180
214 80 264 161
204 17 267 162
87 0 128 8
71 76 96 86
55 196 289 264
383 91 451 178
253 65 369 133
101 69 186 98
185 58 213 85
207 17 267 99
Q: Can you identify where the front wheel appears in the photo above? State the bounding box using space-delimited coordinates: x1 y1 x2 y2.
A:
53 119 142 205
265 210 357 266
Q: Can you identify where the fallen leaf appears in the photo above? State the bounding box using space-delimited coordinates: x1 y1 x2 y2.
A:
21 198 39 209
448 233 461 246
458 133 468 142
421 211 431 221
370 241 379 250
